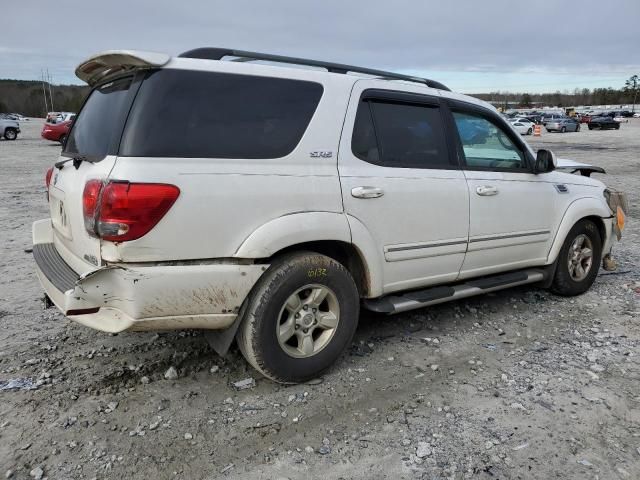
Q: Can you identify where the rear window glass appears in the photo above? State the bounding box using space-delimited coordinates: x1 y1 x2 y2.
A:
64 77 133 157
119 69 323 159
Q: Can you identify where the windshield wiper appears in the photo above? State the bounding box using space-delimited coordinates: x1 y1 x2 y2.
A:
55 155 89 170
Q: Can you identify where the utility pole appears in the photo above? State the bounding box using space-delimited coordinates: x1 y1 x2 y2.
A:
41 69 49 116
47 69 55 112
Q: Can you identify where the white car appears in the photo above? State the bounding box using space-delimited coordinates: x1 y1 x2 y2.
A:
33 48 627 383
510 120 534 135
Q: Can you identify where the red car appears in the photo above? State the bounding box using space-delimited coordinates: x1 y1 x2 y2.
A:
579 114 593 124
41 116 75 144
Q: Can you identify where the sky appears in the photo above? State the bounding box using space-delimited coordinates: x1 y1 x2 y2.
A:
1 0 638 93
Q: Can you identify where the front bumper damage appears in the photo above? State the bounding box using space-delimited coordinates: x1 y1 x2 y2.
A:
32 219 267 333
601 189 628 271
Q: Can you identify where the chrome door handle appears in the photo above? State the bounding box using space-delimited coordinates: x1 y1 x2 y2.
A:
351 186 384 199
476 185 498 196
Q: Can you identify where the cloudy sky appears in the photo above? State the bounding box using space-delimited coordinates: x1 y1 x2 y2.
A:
1 0 638 93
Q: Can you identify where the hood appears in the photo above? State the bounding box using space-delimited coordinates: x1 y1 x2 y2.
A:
555 158 605 177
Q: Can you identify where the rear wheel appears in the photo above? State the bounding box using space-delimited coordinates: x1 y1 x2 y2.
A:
4 128 17 140
576 125 580 132
237 252 359 383
561 126 567 133
527 128 533 135
550 220 602 296
59 134 67 145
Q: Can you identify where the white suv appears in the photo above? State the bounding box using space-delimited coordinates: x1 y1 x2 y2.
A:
33 48 627 383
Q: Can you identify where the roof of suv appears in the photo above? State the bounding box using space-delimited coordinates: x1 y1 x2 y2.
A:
75 48 495 112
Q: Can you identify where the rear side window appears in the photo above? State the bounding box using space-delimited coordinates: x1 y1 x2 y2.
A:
351 99 450 169
64 77 133 158
120 69 323 159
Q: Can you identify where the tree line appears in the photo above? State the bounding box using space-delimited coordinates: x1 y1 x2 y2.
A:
0 79 89 117
473 75 639 109
1 75 638 117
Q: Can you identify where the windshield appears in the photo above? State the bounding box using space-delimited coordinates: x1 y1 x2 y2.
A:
64 76 133 159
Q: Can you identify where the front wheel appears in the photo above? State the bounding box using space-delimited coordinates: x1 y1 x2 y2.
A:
576 125 580 132
4 128 17 140
237 252 360 383
527 128 533 135
561 126 567 133
59 134 67 145
550 220 602 296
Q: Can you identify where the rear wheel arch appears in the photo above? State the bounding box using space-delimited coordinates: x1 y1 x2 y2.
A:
265 240 370 298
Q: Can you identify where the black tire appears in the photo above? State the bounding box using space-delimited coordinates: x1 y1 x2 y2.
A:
576 125 580 132
561 126 566 133
4 128 17 140
59 134 67 145
550 220 602 297
615 124 620 130
527 128 533 135
237 252 359 383
588 124 594 130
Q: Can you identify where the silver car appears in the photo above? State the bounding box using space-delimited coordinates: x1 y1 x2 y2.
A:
0 115 20 140
546 117 580 133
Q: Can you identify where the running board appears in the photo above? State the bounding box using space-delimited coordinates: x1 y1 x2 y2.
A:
364 269 547 314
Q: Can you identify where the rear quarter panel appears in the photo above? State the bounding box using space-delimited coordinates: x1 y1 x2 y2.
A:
102 65 354 262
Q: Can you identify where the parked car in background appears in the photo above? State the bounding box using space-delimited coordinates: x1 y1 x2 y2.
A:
588 116 621 130
46 112 61 122
546 117 580 133
32 47 627 383
541 114 565 126
510 117 536 127
579 114 593 124
0 115 20 140
509 120 534 135
41 115 75 143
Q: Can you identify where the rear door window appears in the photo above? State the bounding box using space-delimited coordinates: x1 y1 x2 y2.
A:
351 99 451 169
64 76 133 158
119 69 323 159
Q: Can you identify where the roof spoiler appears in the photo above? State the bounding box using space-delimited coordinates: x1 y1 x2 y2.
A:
75 50 170 86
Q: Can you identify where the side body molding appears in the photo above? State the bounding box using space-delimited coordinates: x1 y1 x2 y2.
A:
233 212 352 259
547 197 612 264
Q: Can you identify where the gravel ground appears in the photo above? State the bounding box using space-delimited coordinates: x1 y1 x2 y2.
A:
1 119 638 480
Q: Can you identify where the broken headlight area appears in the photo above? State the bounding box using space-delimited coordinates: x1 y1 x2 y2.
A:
604 189 628 240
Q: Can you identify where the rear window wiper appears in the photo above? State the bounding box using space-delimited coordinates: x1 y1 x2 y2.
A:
55 155 90 170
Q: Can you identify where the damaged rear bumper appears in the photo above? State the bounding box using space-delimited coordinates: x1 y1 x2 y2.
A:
32 220 266 333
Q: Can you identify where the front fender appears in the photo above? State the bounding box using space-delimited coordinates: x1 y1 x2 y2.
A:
547 196 612 264
233 212 351 258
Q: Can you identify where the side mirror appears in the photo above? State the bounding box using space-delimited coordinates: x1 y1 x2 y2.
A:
534 149 557 174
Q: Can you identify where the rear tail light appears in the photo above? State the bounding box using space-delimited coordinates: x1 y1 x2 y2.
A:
83 180 180 242
83 179 103 234
45 167 53 189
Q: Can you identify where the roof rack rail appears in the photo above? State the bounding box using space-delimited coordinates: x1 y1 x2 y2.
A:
178 48 451 91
